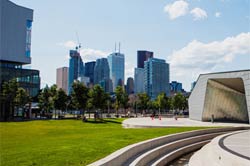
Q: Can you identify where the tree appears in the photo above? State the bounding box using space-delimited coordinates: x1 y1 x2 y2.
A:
49 84 58 119
137 93 150 113
155 93 171 114
172 93 186 114
121 92 129 116
54 88 68 118
115 86 128 116
71 81 89 116
88 84 108 119
38 85 53 118
15 88 30 117
0 79 19 121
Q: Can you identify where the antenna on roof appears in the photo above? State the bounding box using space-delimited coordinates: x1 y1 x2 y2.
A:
115 42 117 53
75 31 81 53
119 42 121 53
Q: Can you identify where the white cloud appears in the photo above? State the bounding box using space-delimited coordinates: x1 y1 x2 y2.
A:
80 48 110 62
58 40 110 62
164 0 189 20
190 7 207 20
168 32 250 88
57 40 77 48
215 12 221 18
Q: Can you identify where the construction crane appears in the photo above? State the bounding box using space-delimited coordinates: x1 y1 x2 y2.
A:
75 32 81 53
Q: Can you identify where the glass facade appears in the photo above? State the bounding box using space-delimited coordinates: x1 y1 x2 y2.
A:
85 61 96 84
94 58 111 92
108 52 125 92
144 58 170 99
0 61 40 97
134 68 144 94
170 81 183 93
68 50 84 94
26 20 32 57
137 50 153 68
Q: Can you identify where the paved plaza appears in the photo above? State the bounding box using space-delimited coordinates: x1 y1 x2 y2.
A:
122 117 250 128
223 130 250 160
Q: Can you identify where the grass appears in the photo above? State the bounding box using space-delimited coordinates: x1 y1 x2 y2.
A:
0 118 209 166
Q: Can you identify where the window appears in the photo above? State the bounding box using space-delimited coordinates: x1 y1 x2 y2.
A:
26 20 32 57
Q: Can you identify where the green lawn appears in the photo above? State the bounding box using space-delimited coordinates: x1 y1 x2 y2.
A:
0 119 208 166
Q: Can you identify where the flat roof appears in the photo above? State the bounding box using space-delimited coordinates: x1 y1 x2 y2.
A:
200 69 250 76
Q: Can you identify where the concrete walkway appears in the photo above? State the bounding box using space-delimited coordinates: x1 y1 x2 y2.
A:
222 130 250 160
189 130 250 166
122 117 250 128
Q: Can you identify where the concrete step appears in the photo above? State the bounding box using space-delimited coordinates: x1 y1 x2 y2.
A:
128 132 227 166
88 127 249 166
151 140 210 166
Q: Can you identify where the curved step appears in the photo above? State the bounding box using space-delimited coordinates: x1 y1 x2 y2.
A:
189 130 250 166
151 140 210 166
128 132 227 166
88 127 249 166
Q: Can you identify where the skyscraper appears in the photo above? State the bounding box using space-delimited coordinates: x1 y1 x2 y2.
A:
126 77 134 94
134 68 144 94
170 81 182 93
56 67 68 93
144 58 170 99
94 58 112 92
85 61 96 84
0 0 40 98
137 50 153 68
68 50 84 94
107 52 125 91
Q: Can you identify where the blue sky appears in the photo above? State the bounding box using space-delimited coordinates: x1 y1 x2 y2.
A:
12 0 250 91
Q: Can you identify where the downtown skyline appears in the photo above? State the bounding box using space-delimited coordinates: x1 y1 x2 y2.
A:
11 0 250 91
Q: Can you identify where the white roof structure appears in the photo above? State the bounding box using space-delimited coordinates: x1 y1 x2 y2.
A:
189 70 250 124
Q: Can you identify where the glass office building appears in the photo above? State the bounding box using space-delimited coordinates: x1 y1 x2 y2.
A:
144 58 170 99
94 58 112 92
134 68 144 94
85 61 96 84
170 81 183 93
107 52 125 92
0 0 40 97
68 50 84 94
137 50 153 68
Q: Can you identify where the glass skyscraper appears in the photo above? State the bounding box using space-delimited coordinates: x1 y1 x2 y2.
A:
126 77 134 94
68 50 84 94
134 68 144 94
144 58 170 99
137 50 153 68
107 52 125 92
170 81 183 93
94 58 112 92
85 61 96 84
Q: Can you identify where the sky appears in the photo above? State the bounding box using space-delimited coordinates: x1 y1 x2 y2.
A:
12 0 250 91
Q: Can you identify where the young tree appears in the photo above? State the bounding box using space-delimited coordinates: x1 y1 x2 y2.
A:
38 85 53 119
15 88 30 117
54 88 68 118
155 93 171 114
1 79 19 120
114 86 124 116
114 86 130 116
88 84 108 119
172 93 186 114
121 92 129 116
71 81 89 117
137 93 150 114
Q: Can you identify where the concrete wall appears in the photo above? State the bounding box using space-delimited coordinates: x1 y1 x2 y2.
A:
0 0 33 64
189 70 250 124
